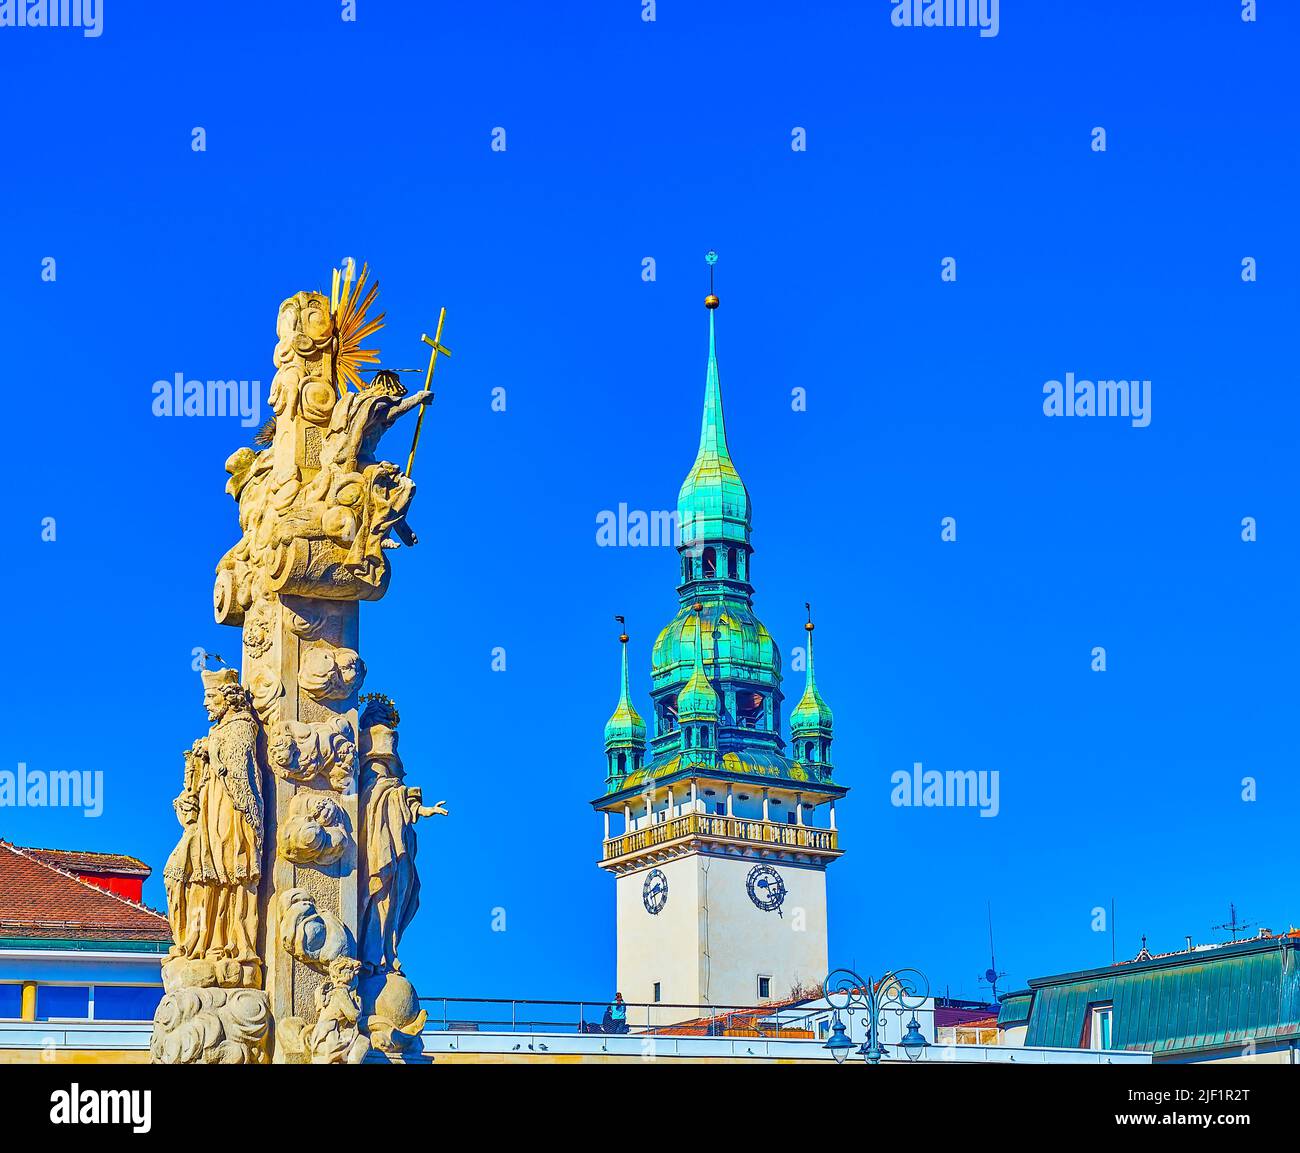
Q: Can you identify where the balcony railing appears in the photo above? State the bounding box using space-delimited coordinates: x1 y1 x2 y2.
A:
602 812 838 861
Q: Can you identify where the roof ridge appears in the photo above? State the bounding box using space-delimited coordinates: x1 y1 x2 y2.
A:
17 843 151 872
4 842 167 924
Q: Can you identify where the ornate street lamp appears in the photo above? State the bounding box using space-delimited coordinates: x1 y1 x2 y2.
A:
820 967 931 1065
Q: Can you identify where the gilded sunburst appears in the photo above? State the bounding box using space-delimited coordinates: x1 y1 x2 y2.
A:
330 260 385 393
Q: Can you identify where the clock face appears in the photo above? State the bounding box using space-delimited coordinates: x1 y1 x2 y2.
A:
746 864 786 913
643 868 668 915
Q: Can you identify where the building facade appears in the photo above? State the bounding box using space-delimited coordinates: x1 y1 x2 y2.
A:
999 931 1300 1063
0 841 170 1062
593 274 848 1017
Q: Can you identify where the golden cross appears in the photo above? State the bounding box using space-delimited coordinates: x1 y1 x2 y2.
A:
406 308 451 477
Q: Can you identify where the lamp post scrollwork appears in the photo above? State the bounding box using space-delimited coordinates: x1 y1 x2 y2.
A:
821 966 932 1064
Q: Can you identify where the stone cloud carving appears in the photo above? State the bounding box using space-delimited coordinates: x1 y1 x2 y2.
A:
279 792 350 868
278 887 350 968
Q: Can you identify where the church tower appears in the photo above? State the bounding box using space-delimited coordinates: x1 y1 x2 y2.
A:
593 254 847 1017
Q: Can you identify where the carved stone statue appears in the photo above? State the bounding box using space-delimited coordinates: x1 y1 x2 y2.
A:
162 668 264 979
280 957 370 1065
357 696 447 975
153 268 449 1064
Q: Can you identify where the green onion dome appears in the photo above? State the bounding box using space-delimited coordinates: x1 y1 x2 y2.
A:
790 622 833 735
604 634 647 749
675 610 720 722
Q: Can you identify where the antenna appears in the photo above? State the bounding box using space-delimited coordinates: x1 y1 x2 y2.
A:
1212 902 1255 943
977 901 1007 1000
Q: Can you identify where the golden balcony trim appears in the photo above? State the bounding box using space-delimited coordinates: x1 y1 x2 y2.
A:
601 812 839 862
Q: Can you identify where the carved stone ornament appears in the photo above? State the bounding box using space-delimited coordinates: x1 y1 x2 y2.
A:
278 887 351 968
300 645 366 701
279 792 350 868
151 986 270 1065
268 715 358 792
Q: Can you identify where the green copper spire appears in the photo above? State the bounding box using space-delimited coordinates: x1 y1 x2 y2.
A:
605 623 647 790
677 258 751 552
790 611 834 773
605 631 647 748
676 607 720 722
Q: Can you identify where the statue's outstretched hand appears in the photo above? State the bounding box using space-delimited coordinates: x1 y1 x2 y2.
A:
419 800 449 818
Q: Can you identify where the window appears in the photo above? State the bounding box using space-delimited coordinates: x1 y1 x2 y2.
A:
653 982 662 1004
714 802 726 815
786 812 797 824
757 975 772 1000
1090 1005 1113 1050
616 752 626 776
727 548 737 578
93 985 164 1022
737 692 764 728
702 547 716 578
0 984 22 1019
36 985 90 1021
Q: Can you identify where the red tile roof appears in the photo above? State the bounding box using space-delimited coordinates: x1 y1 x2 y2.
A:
20 846 151 877
0 842 170 943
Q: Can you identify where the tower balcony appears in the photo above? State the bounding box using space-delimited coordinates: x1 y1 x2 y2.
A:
600 811 840 869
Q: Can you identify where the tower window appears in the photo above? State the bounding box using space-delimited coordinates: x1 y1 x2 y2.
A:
702 547 716 578
804 742 814 762
737 692 764 728
653 982 662 1003
657 700 678 734
727 548 737 577
617 752 627 776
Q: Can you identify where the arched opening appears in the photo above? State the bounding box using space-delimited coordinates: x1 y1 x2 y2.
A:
804 741 814 762
617 752 627 776
702 547 716 578
727 548 737 578
737 691 764 729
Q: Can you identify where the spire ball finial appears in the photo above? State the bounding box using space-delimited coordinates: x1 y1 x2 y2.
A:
705 249 719 309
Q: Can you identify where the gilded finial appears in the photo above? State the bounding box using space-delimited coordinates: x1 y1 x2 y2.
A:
805 601 815 632
705 250 719 309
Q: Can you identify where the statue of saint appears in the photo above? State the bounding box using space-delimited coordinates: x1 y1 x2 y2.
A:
162 668 265 972
357 696 447 974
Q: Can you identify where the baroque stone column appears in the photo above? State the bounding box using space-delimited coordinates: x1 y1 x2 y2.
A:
152 279 439 1064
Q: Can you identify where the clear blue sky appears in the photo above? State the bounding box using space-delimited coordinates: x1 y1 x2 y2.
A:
3 1 1296 1003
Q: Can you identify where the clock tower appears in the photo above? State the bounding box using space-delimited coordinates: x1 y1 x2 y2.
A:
593 255 847 1019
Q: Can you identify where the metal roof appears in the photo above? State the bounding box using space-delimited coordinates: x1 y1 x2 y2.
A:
1021 937 1300 1055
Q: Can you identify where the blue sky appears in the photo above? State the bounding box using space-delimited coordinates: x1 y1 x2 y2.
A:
3 1 1297 1003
